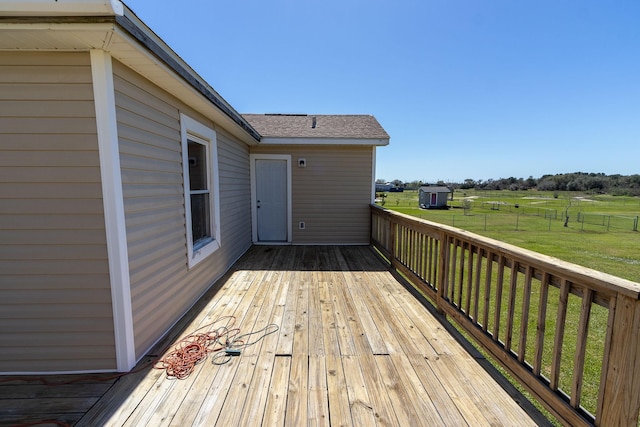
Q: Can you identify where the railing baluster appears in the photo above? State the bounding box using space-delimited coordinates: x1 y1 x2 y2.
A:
435 239 440 290
482 251 493 332
450 238 458 303
406 227 411 266
423 236 428 282
465 244 474 315
473 246 483 322
404 226 409 266
403 226 408 266
413 229 419 274
493 255 505 343
380 214 384 249
424 234 428 280
397 224 402 263
433 238 439 292
417 231 422 276
505 261 519 353
533 272 550 376
389 216 396 265
551 279 570 391
424 235 429 282
427 237 433 284
437 233 449 313
518 265 533 363
596 295 616 424
457 241 466 309
387 215 392 253
571 288 593 408
418 232 422 275
414 231 420 276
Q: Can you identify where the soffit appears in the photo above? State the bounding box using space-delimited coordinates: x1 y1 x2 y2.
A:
0 21 115 50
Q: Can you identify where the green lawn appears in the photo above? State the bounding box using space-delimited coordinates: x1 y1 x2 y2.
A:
380 189 640 282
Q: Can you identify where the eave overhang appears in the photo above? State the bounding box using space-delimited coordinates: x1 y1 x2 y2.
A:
0 6 262 145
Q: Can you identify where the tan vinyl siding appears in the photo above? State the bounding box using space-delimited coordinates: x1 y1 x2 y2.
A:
0 52 115 372
113 61 252 358
217 131 252 255
251 145 373 244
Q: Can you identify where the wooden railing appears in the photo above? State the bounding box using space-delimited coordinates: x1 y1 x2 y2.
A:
371 205 640 427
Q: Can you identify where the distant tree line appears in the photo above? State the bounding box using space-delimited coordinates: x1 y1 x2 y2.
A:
376 173 640 196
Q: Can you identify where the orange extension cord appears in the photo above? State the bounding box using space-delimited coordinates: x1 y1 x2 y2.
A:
4 316 278 426
153 315 240 379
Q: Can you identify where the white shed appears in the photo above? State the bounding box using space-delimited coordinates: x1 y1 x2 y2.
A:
419 186 452 209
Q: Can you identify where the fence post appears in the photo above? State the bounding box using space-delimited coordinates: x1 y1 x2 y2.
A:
597 293 640 426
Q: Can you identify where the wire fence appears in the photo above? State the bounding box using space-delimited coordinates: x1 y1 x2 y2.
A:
447 200 639 232
451 200 559 218
477 202 559 219
410 212 639 233
576 212 639 232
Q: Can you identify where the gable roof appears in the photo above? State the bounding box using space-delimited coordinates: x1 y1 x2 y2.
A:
243 114 390 146
419 186 452 193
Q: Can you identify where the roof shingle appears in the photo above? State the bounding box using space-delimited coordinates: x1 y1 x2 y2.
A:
242 114 389 140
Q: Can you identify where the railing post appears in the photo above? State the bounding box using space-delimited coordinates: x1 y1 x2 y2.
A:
598 293 640 426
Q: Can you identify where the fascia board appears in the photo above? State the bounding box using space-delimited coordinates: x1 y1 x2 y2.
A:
259 137 390 146
114 11 261 144
0 0 124 16
109 25 260 146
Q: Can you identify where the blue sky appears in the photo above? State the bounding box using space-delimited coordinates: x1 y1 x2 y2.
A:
126 0 639 183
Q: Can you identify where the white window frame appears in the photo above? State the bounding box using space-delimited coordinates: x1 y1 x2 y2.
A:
180 114 221 268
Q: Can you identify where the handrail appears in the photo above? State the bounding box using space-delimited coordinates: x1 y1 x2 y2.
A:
371 204 640 427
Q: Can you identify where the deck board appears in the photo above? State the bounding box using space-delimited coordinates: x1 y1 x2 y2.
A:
0 245 548 426
262 356 290 426
355 353 398 426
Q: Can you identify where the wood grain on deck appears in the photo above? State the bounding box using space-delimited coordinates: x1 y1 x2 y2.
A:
1 246 546 426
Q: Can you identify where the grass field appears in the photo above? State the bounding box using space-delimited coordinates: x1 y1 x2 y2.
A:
379 189 640 282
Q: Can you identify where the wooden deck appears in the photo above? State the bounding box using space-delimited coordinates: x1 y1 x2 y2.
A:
1 245 549 426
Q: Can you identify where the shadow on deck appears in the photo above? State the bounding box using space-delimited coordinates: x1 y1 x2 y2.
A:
1 245 550 426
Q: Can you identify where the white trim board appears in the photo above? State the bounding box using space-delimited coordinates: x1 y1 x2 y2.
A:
91 49 136 372
180 113 222 268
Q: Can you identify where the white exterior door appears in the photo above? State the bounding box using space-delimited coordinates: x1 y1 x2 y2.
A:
251 155 291 243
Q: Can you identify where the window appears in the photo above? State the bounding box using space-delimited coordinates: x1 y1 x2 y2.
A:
180 114 221 267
